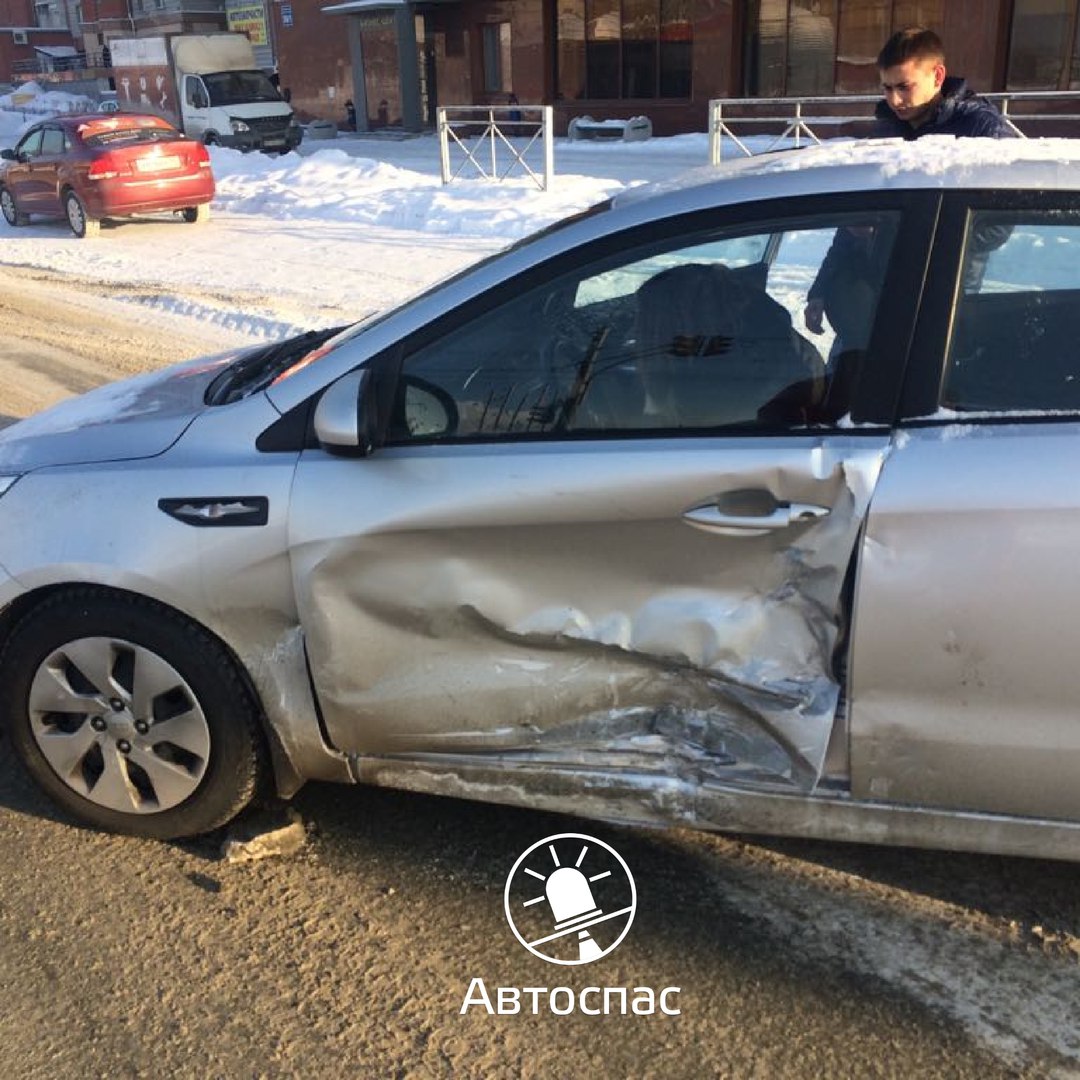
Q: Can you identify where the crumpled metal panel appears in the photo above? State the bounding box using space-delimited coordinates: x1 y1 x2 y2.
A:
354 753 1080 862
228 621 353 795
292 438 887 797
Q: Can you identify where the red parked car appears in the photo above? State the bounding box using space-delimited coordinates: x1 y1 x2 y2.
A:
0 113 215 238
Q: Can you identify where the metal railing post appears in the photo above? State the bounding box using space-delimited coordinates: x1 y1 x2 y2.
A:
437 107 451 184
542 105 554 190
710 99 721 165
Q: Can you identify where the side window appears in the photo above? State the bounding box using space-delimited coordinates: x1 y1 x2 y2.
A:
943 211 1080 412
41 128 65 155
16 129 44 157
392 212 900 442
185 76 208 109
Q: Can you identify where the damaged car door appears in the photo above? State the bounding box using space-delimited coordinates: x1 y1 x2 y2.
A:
289 196 937 806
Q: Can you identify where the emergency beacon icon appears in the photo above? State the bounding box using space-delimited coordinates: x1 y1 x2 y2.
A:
504 833 636 966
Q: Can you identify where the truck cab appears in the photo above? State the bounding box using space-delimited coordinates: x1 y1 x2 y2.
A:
182 69 301 152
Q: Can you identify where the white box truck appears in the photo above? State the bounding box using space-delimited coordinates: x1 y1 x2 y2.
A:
109 34 303 153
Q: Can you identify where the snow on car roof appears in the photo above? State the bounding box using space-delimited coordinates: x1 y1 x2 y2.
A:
614 137 1080 212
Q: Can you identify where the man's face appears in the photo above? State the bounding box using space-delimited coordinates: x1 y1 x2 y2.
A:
880 58 946 126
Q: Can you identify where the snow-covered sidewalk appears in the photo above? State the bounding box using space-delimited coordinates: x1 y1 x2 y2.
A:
0 93 722 342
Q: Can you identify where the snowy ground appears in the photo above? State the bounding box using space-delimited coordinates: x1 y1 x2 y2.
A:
0 98 723 346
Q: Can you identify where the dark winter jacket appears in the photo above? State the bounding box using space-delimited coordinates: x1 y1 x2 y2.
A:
807 225 891 351
873 76 1013 139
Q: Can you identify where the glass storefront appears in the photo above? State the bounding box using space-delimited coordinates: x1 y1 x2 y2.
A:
547 0 1080 116
556 0 692 99
744 0 1080 97
1007 0 1080 89
745 0 945 96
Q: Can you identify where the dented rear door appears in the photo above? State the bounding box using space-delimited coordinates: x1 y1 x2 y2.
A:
289 193 937 794
851 193 1080 821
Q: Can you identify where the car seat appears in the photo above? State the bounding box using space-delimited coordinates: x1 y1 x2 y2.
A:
632 262 824 428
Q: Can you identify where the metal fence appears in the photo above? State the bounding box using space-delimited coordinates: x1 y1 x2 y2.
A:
11 49 109 76
707 91 1080 163
437 104 554 191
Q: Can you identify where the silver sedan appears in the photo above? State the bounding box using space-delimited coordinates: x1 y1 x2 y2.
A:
2 138 1079 859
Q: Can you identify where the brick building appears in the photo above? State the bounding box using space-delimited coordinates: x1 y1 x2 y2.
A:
6 0 1080 136
277 0 1080 133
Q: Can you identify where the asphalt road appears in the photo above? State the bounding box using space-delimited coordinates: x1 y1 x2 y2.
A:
0 266 1078 1078
1 755 1073 1080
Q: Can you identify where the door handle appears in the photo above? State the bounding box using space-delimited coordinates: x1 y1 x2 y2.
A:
682 501 830 536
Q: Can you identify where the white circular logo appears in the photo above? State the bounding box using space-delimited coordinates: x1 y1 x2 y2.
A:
503 833 637 966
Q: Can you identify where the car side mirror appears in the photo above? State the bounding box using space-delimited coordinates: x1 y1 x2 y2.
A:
314 368 379 456
0 149 15 161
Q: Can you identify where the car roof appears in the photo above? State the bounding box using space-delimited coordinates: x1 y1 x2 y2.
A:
612 137 1080 220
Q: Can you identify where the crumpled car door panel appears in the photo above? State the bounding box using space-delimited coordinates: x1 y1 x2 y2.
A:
290 436 888 793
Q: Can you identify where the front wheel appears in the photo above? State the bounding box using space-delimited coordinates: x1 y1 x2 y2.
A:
64 190 99 238
0 589 267 838
181 204 210 224
1 186 28 226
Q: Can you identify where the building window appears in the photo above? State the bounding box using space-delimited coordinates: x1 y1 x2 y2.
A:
482 22 512 93
558 0 587 99
557 0 691 100
745 0 944 97
587 0 620 98
658 0 691 96
1007 0 1080 90
34 0 67 29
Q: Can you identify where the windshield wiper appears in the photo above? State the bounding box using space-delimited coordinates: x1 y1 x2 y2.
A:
206 326 347 406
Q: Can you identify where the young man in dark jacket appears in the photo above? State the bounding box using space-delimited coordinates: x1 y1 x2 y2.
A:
872 27 1012 139
804 28 1012 342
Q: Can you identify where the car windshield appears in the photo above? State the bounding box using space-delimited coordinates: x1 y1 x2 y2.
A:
203 70 282 106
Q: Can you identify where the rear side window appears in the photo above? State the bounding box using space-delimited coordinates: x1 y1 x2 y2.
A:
942 211 1080 413
40 128 65 154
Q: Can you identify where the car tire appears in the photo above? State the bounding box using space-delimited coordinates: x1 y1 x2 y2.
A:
63 190 99 239
181 204 210 224
0 588 268 839
0 186 28 226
